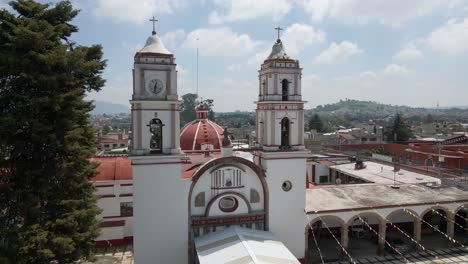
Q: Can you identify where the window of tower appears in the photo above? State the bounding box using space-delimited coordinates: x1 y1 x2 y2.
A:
149 118 163 154
281 79 289 101
280 117 290 149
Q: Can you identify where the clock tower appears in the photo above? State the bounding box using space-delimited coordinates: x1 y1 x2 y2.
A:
130 26 180 155
130 21 189 264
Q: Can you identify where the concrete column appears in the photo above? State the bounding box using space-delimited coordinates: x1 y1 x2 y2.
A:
377 222 387 256
414 219 422 242
340 224 349 259
447 212 455 247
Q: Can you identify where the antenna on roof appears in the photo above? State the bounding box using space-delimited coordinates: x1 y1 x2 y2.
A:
196 37 199 99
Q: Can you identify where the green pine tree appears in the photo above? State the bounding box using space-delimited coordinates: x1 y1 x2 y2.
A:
308 113 325 132
0 1 105 263
385 113 413 142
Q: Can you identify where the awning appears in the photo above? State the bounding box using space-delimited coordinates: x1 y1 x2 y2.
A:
194 226 300 264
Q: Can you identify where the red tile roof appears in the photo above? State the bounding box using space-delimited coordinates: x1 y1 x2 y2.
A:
90 156 132 182
180 119 224 151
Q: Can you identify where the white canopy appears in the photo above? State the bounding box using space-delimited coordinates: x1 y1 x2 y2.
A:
194 226 300 264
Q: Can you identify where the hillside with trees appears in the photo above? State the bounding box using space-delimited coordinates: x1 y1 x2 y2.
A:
308 99 468 125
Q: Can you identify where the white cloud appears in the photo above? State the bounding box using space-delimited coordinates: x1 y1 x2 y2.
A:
382 64 412 76
228 24 325 72
161 29 186 49
299 0 462 27
394 44 424 60
208 0 292 24
182 27 259 56
314 41 362 64
202 78 256 111
281 23 325 56
425 18 468 54
337 64 411 83
93 0 187 25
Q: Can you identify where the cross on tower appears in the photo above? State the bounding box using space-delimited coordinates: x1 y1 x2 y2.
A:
149 16 158 35
274 26 283 40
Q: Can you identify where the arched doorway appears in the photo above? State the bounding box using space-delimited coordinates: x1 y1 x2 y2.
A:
280 117 290 149
149 118 163 153
305 216 344 263
281 79 289 101
347 213 384 257
385 209 417 255
420 208 448 249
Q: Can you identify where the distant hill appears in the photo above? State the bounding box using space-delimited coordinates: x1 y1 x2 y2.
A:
308 99 468 122
90 100 130 115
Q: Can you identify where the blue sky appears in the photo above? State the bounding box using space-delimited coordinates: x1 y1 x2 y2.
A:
3 0 468 112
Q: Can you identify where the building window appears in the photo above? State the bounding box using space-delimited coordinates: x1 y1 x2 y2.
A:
319 175 329 184
281 117 290 149
120 202 133 216
120 143 126 147
194 192 205 207
281 79 289 101
250 188 260 203
218 196 239 213
282 180 292 192
149 118 163 153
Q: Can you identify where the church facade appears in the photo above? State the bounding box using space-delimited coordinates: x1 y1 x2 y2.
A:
129 27 310 263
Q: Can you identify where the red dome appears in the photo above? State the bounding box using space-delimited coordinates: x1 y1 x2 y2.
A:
180 119 224 151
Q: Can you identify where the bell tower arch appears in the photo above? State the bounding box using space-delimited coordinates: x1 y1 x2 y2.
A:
254 28 310 259
129 20 189 264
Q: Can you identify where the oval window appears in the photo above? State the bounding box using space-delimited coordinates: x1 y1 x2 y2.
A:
218 196 238 213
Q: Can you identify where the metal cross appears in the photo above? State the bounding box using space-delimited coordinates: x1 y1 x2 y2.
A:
150 16 158 34
274 26 283 39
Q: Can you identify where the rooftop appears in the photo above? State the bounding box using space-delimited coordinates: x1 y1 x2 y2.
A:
306 184 468 213
194 226 300 264
330 161 441 185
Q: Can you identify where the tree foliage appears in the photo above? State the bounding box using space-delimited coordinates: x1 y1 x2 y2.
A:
308 114 325 132
385 113 413 142
0 1 105 262
180 93 215 126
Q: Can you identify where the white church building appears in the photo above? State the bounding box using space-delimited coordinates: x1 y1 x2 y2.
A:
122 26 468 264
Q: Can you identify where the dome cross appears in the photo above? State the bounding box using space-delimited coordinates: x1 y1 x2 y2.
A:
274 26 283 40
150 16 158 35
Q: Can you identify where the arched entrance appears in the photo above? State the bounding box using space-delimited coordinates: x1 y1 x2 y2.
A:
420 207 448 249
347 213 385 257
281 79 289 101
305 216 344 264
280 117 290 149
149 118 163 153
385 209 417 255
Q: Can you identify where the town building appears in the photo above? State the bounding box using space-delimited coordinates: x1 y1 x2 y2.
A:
90 26 468 264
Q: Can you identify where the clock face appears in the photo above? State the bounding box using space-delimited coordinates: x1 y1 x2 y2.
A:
147 78 164 95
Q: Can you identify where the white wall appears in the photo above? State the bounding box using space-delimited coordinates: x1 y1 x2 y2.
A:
132 158 190 264
262 155 307 258
190 165 265 216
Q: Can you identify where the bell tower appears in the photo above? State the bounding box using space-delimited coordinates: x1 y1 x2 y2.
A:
255 28 310 259
256 27 305 151
130 17 180 155
129 19 189 264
